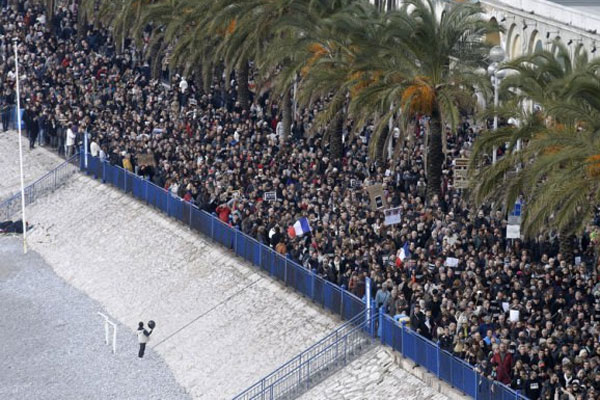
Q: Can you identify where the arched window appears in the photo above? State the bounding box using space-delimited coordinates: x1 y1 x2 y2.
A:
486 18 501 46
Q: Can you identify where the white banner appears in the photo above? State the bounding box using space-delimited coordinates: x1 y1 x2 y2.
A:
383 207 402 226
264 191 277 202
506 224 520 239
445 257 459 267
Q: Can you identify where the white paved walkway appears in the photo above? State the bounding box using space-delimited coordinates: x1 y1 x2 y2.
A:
0 130 64 200
298 347 450 400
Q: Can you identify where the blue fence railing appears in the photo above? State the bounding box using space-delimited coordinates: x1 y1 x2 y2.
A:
233 309 376 400
379 312 527 400
0 153 80 221
79 155 527 400
83 154 366 323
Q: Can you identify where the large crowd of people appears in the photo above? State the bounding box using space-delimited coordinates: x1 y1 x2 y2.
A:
2 1 600 399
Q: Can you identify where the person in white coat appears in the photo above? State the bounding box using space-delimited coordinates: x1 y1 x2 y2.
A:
137 321 153 358
90 139 100 157
65 123 76 157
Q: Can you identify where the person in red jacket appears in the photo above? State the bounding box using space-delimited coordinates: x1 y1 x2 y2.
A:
491 343 513 384
215 203 231 223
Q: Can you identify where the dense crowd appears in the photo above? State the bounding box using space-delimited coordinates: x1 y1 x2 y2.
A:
2 1 600 399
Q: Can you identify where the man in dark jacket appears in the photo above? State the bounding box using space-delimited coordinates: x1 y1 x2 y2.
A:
23 105 38 149
1 88 14 131
410 303 426 335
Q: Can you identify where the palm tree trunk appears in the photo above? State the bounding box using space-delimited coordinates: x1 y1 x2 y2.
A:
77 5 88 40
149 39 165 81
194 72 204 96
376 127 388 165
237 60 250 110
559 228 576 264
426 105 444 201
46 0 55 21
281 89 291 143
202 60 212 93
328 109 344 160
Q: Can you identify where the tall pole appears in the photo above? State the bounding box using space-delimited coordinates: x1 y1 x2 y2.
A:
13 39 27 254
84 128 88 169
489 46 506 165
492 73 499 165
388 102 394 159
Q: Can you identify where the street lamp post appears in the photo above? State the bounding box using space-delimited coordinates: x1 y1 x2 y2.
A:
13 38 27 254
488 46 506 164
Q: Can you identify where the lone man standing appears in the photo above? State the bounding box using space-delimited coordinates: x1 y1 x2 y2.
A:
137 321 153 358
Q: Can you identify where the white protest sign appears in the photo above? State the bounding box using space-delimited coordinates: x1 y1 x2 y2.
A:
264 191 277 201
383 207 402 226
509 309 520 322
506 224 520 239
445 257 459 267
453 158 469 189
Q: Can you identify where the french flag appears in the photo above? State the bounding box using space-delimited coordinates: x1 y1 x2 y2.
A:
399 242 411 262
287 217 312 238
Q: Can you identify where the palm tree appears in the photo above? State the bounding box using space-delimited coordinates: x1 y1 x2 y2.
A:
347 0 497 200
206 0 301 111
166 0 222 92
496 40 598 116
262 0 379 156
469 42 600 258
469 72 600 261
80 0 152 53
472 41 600 153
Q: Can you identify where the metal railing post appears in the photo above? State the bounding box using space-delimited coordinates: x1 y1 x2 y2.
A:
436 341 441 379
344 335 348 365
298 353 303 392
145 180 149 204
378 307 384 342
335 330 339 362
53 169 57 191
306 357 310 390
401 321 406 356
166 191 170 216
258 243 262 266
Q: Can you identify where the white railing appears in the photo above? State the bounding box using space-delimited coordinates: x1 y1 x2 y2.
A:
97 312 118 354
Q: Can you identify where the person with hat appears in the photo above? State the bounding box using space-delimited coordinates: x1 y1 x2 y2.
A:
136 321 153 358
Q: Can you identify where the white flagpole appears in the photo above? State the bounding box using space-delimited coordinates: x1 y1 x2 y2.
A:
13 38 27 254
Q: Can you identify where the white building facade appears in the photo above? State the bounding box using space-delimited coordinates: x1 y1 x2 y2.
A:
372 0 600 59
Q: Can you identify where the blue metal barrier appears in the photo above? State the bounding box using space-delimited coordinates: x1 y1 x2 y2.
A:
78 156 527 400
378 313 526 400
